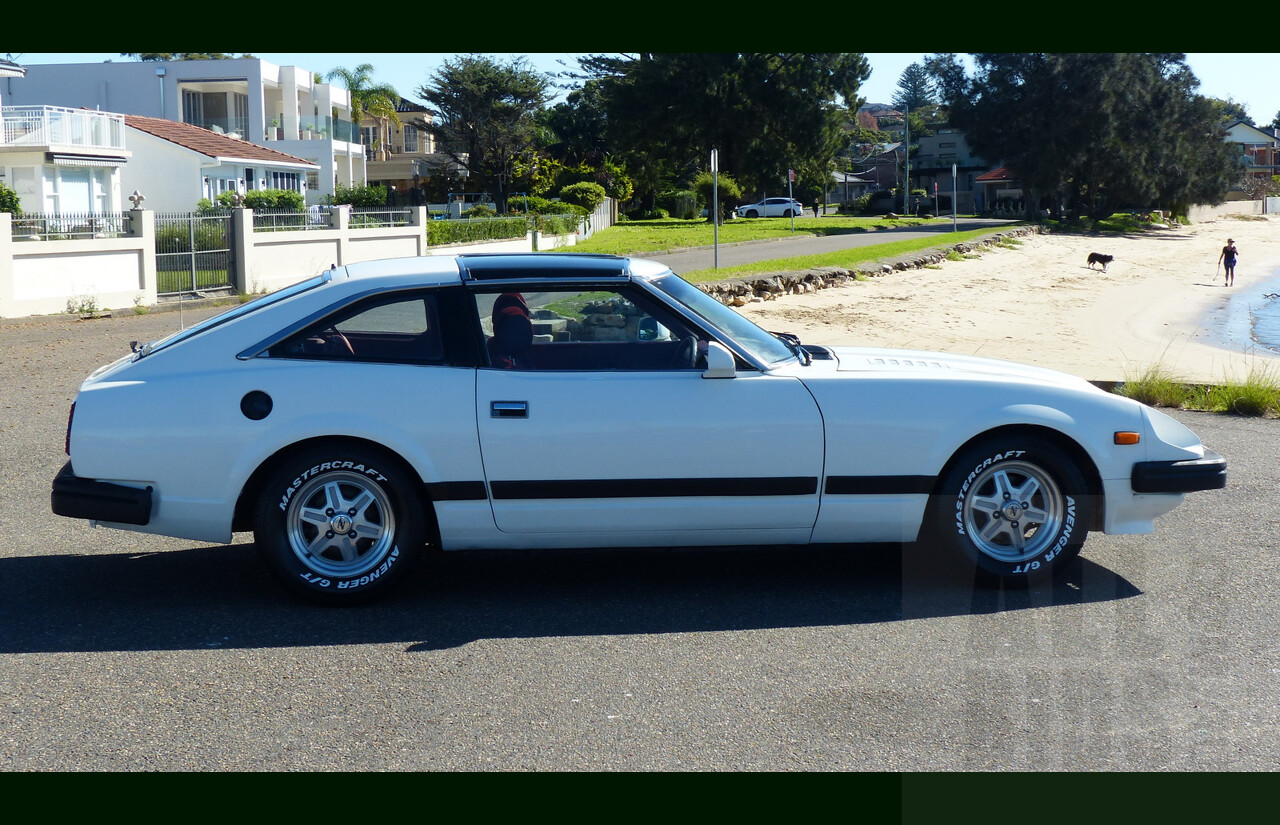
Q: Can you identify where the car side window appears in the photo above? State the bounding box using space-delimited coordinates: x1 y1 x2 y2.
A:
475 287 706 371
269 293 445 364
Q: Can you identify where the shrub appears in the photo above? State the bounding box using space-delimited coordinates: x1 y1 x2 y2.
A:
428 216 528 245
464 203 496 218
507 195 559 214
661 189 699 220
692 172 742 220
328 183 388 208
155 221 229 254
244 189 306 210
533 213 583 236
626 207 669 221
0 181 23 215
558 181 607 211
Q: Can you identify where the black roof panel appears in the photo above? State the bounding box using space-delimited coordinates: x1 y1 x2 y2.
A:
456 253 629 281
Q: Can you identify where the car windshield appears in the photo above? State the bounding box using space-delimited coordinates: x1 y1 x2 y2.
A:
649 273 798 366
136 273 329 359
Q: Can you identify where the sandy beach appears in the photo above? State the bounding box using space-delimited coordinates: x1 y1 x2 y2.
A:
739 214 1280 384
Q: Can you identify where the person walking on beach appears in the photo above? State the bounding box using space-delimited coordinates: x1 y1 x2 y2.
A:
1218 238 1239 287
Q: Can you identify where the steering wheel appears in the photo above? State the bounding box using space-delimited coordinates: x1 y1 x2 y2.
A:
320 327 354 356
671 336 698 369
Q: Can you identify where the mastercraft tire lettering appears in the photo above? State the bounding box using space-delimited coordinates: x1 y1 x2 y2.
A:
254 446 424 603
931 436 1093 579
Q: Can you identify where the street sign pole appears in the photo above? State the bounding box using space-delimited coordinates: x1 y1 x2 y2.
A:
952 163 958 231
712 149 719 269
787 168 795 232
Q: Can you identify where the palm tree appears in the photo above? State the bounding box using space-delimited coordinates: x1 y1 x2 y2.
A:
326 63 401 158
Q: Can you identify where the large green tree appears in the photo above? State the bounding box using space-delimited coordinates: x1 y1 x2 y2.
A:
574 53 870 207
928 52 1238 221
892 62 935 114
415 54 552 212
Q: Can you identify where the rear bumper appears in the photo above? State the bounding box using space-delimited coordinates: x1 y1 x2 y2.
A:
1131 450 1227 494
51 461 152 526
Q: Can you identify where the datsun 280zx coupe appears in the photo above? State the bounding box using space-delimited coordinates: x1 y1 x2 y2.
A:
52 253 1226 603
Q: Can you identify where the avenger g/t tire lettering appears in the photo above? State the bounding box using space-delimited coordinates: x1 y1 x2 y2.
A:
254 446 425 603
932 435 1093 580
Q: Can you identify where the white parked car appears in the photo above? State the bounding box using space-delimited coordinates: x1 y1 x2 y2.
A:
53 253 1225 603
736 198 805 218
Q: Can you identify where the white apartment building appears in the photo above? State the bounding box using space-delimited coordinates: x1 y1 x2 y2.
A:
4 57 366 204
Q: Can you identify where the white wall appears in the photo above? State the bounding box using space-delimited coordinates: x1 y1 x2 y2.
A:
117 130 207 212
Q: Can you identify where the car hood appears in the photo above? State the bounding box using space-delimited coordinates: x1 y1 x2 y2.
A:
824 346 1098 389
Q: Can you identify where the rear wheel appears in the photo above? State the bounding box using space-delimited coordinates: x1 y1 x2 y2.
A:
930 435 1092 580
254 445 425 604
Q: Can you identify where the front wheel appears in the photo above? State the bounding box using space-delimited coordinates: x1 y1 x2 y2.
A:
743 209 759 218
930 435 1093 580
254 445 426 604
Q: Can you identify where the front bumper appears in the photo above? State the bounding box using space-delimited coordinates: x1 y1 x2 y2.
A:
51 461 153 526
1131 450 1227 494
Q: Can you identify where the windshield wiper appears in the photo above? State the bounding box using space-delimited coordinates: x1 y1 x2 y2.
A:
770 331 811 366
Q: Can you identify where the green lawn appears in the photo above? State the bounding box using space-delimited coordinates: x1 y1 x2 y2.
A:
569 214 1020 282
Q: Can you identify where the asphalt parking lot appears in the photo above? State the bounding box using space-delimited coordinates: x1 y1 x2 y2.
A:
2 307 1278 771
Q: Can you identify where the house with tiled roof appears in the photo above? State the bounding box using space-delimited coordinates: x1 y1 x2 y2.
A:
121 114 318 211
975 166 1022 213
1224 120 1279 191
7 57 365 205
2 57 133 214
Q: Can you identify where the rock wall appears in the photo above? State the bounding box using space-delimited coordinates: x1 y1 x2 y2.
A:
698 226 1043 306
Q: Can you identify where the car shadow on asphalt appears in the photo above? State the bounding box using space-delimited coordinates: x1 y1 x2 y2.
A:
0 542 1140 653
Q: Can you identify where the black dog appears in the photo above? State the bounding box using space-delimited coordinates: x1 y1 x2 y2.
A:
1087 252 1114 272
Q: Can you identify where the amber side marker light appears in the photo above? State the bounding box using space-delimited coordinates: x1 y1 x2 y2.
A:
1114 431 1141 445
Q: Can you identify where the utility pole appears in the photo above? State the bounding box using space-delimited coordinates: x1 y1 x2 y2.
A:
902 111 910 215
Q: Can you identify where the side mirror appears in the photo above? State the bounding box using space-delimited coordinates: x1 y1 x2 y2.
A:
701 342 737 379
637 317 666 341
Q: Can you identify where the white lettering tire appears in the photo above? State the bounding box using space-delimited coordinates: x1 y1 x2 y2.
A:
931 436 1092 580
254 446 425 604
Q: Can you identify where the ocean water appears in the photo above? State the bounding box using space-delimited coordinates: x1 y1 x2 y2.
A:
1251 285 1280 353
1210 273 1280 355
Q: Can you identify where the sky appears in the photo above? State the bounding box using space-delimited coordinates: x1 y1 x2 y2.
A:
10 52 1280 124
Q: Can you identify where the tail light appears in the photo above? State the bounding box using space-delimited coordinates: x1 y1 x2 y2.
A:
65 402 75 456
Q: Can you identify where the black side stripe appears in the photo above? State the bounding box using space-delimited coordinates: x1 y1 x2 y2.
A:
425 481 489 501
825 476 935 495
428 476 935 502
490 477 818 500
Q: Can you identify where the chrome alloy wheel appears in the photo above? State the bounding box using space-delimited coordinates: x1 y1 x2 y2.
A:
285 470 397 577
960 459 1065 563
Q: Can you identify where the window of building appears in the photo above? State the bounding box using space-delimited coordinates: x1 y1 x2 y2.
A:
270 171 301 192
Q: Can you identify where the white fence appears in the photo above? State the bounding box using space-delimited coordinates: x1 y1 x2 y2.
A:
1186 199 1267 223
0 205 610 319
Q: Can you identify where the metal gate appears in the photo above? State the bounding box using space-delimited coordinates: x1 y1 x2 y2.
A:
155 211 235 295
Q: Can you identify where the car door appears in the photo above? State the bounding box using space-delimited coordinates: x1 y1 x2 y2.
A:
471 284 825 543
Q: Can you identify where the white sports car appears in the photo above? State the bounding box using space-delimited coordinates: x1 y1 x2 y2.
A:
52 253 1226 603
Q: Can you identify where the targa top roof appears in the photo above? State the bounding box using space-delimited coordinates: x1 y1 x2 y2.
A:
457 253 630 281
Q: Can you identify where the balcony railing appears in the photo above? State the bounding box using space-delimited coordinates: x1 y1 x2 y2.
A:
265 115 360 143
186 116 251 140
1 106 127 152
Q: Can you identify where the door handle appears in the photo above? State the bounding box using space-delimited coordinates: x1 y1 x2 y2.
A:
490 400 528 419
